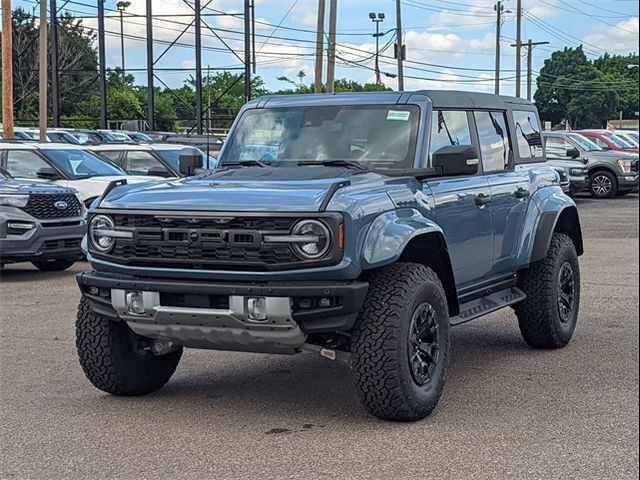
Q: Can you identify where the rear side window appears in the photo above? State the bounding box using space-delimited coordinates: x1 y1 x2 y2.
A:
97 151 122 162
545 137 574 157
429 110 472 158
513 110 543 159
474 111 510 172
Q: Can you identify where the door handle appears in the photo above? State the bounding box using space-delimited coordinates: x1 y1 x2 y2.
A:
515 188 530 199
475 194 491 206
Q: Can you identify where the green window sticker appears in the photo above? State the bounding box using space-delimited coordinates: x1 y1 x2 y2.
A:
386 110 411 121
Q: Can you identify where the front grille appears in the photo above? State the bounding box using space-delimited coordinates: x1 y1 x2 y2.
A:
42 238 82 250
21 193 82 219
96 213 341 271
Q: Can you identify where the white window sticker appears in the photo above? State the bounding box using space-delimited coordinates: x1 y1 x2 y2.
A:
386 110 411 121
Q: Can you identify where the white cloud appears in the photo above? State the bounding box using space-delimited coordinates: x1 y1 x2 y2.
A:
583 17 639 53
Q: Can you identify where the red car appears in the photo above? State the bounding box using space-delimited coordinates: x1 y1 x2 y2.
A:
576 130 639 154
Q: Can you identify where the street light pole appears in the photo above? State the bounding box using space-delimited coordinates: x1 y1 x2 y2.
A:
116 1 131 84
369 12 385 85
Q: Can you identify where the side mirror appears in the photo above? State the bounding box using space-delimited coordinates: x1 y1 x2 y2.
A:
147 166 172 178
178 147 204 176
566 148 580 159
432 145 479 176
36 167 62 180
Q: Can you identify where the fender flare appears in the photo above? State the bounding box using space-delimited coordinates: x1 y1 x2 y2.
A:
530 205 583 264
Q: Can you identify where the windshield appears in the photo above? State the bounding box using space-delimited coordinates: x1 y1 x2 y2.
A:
569 133 602 151
155 148 217 170
41 149 125 179
220 105 419 169
605 132 635 149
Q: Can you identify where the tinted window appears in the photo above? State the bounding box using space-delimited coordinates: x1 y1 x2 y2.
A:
5 150 50 178
96 151 123 162
429 110 472 158
474 111 510 172
41 149 124 178
124 151 168 175
513 110 543 159
590 137 611 150
545 137 574 157
155 149 214 170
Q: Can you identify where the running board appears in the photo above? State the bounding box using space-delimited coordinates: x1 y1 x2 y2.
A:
450 287 526 326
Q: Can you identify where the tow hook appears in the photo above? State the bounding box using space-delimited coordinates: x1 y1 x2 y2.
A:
302 343 351 366
151 339 180 356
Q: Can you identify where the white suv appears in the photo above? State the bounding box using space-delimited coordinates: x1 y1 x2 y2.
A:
0 143 161 206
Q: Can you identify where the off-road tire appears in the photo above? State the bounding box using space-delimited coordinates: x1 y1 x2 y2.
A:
589 170 617 198
351 262 450 422
32 259 75 271
515 233 580 349
76 297 182 395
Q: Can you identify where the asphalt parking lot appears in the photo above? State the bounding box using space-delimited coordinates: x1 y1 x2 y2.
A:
1 194 638 480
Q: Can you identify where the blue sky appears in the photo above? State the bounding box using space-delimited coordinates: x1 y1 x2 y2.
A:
7 0 640 95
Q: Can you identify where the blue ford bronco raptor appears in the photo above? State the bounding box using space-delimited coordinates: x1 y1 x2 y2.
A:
76 91 583 421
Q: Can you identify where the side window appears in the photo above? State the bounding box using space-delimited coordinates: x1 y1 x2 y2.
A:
591 137 611 150
545 137 572 157
97 151 122 162
474 111 511 172
429 110 472 159
5 151 50 178
125 151 168 175
512 110 543 159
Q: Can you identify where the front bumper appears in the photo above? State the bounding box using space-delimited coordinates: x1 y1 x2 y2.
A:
77 270 369 353
617 174 639 191
0 209 85 264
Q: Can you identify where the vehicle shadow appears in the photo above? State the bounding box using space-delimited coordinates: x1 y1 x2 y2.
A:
0 262 86 283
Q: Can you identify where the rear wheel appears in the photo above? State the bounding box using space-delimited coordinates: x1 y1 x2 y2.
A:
32 259 75 271
589 171 617 198
515 233 580 348
351 263 450 421
76 297 182 395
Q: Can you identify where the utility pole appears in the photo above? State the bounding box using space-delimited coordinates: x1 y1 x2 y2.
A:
116 1 130 84
51 0 60 127
97 0 107 129
369 12 385 85
515 0 522 97
146 0 154 131
1 0 14 139
493 1 504 95
38 0 47 141
244 0 251 102
314 0 325 93
395 0 404 91
326 0 337 93
511 39 549 101
194 0 203 134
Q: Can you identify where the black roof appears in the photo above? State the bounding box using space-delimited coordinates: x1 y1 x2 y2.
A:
415 90 534 110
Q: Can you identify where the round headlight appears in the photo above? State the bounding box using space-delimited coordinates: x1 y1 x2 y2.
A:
89 214 115 253
291 220 331 259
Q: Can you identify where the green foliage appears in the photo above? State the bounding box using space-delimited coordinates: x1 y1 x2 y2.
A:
533 47 638 129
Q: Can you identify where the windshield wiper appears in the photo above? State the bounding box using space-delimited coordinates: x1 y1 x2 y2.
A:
296 159 369 171
220 159 269 168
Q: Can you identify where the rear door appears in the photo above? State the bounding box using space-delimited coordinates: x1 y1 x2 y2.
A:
476 110 529 278
425 109 493 289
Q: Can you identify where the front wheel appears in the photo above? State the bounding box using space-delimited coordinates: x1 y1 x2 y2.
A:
32 259 75 271
515 233 580 349
351 263 450 422
76 297 182 395
589 171 617 198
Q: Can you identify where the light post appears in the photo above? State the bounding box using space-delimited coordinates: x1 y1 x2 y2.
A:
369 12 385 85
116 1 131 84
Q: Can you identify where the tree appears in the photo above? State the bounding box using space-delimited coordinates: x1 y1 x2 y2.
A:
534 47 619 129
593 53 639 120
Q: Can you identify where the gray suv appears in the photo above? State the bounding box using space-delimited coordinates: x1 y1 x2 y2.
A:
0 168 85 271
543 132 639 198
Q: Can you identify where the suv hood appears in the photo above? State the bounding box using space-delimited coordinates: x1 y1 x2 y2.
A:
0 178 78 195
98 166 378 212
586 150 639 161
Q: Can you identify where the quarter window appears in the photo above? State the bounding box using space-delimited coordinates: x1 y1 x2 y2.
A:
429 110 472 158
4 150 50 178
513 110 543 159
474 111 511 172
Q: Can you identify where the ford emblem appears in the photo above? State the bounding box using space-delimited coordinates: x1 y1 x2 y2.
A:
54 200 68 210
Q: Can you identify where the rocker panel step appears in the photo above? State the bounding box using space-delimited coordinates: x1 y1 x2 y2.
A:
450 286 527 326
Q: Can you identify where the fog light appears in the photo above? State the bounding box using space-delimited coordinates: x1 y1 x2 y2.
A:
318 297 333 308
297 298 314 309
125 291 145 315
247 297 267 321
7 222 35 230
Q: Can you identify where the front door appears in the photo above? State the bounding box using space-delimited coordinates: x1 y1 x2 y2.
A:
425 110 493 289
